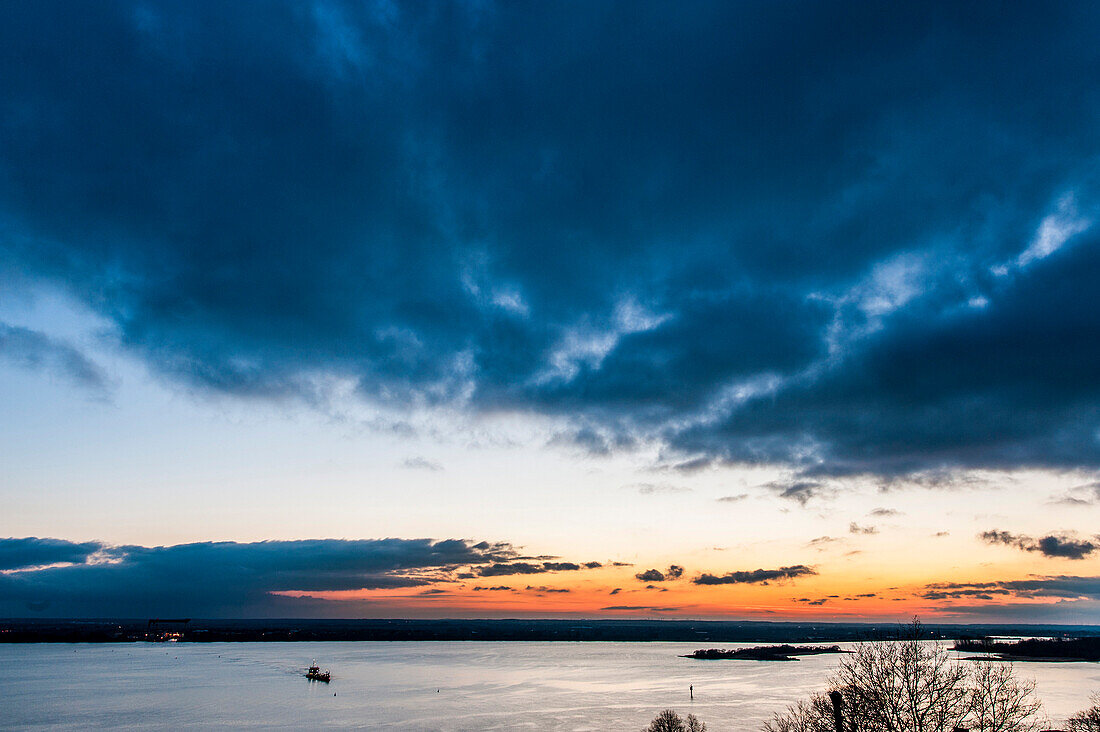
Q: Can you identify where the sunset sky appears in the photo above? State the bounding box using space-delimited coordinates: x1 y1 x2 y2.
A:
2 1 1100 622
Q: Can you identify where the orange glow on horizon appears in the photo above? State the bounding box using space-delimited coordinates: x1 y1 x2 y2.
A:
269 564 1078 621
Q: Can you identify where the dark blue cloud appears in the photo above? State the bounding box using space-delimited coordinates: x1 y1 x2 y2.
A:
0 537 102 570
668 220 1100 476
693 565 816 586
766 480 825 505
979 530 1097 560
3 2 1100 476
634 565 684 583
0 537 526 616
476 560 597 577
920 575 1100 601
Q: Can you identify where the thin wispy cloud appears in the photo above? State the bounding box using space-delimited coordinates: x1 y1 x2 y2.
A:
806 536 842 550
601 606 681 613
849 522 878 535
716 494 749 503
401 457 443 471
765 480 826 506
0 323 108 393
1050 482 1100 506
630 483 691 495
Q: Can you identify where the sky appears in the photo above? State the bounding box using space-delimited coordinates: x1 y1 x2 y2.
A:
2 0 1100 622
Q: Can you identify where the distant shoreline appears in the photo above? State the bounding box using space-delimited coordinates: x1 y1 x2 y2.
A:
3 619 1099 644
955 636 1100 663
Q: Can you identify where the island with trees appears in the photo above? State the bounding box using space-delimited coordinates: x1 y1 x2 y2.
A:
682 644 849 661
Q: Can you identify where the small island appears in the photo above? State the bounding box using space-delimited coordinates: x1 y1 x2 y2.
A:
682 644 849 661
954 636 1100 663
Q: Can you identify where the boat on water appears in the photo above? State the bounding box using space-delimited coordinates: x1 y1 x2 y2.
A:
305 662 331 682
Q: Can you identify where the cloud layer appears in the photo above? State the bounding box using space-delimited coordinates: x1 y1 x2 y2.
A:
920 576 1100 601
0 537 597 617
3 2 1100 477
0 537 103 571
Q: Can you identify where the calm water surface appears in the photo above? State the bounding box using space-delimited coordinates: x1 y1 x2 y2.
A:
2 642 1098 730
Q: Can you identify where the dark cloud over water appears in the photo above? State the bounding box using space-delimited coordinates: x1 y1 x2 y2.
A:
0 537 103 570
0 537 572 617
3 2 1100 477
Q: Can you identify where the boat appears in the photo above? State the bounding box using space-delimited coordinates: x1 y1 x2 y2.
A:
305 662 331 682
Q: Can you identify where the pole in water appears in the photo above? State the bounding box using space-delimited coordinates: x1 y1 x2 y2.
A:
689 684 693 700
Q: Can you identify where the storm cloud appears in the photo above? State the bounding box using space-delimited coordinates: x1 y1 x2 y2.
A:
3 2 1100 478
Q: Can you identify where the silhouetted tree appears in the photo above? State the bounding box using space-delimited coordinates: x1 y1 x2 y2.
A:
764 622 1042 732
647 709 687 732
1066 695 1100 732
765 691 840 730
967 660 1041 732
646 709 706 732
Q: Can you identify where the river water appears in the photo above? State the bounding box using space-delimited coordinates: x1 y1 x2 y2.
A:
2 641 1097 730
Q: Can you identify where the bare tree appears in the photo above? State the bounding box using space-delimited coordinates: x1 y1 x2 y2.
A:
763 623 1043 732
966 661 1041 732
685 713 707 732
832 630 970 731
647 709 687 732
763 695 839 732
1066 695 1100 732
646 709 708 732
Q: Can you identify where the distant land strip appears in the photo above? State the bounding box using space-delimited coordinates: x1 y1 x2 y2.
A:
954 636 1100 662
